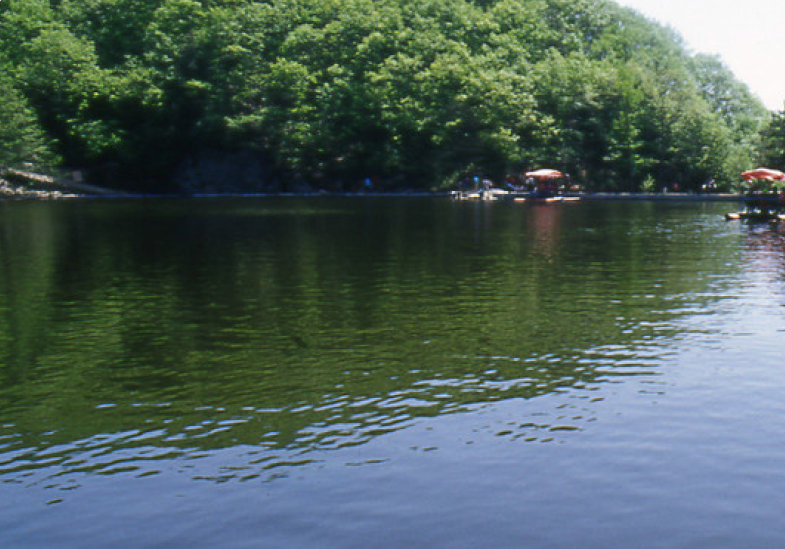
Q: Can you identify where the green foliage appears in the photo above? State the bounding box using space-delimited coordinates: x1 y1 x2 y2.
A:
640 174 656 193
758 111 785 170
0 0 770 191
59 0 164 67
0 69 58 169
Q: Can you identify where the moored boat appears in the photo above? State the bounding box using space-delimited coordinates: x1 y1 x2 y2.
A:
725 209 785 221
513 195 581 203
451 188 509 201
725 168 785 221
511 169 581 203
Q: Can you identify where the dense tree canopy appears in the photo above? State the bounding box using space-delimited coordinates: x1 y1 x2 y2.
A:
0 0 772 192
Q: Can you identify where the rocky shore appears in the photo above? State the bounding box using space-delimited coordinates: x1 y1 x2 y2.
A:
0 168 123 198
0 178 77 198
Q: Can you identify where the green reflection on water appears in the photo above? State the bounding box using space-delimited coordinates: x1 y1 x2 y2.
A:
0 198 742 482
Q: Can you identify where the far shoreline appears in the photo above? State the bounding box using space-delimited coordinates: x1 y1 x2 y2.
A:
0 170 747 202
0 188 746 201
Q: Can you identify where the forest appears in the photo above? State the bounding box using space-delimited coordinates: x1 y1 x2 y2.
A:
0 0 783 194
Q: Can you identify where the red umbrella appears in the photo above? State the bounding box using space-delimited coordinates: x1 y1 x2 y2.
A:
741 168 785 181
525 169 563 180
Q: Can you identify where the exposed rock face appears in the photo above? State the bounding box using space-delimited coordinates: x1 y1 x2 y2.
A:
1 152 320 197
173 150 303 194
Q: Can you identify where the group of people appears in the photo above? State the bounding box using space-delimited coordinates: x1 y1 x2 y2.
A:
458 175 495 192
458 173 575 195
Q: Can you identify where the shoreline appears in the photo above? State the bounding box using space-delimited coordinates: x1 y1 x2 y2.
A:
0 187 745 201
0 177 81 199
0 170 745 202
581 192 741 202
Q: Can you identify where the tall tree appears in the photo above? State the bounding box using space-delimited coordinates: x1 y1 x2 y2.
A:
0 69 57 169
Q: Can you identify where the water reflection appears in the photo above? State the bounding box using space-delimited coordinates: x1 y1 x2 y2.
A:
0 199 739 493
739 221 785 278
526 202 565 258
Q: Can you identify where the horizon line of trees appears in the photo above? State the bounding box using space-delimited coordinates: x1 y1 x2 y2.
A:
1 0 784 193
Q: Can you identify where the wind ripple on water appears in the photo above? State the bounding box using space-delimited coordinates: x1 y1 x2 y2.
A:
0 329 686 492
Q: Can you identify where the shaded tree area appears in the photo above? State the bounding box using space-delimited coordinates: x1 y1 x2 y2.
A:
758 109 785 178
0 0 770 192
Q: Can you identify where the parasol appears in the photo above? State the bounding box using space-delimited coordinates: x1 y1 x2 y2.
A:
525 169 563 180
741 168 785 182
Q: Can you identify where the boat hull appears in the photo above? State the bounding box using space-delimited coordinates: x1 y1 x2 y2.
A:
513 195 581 203
725 211 785 221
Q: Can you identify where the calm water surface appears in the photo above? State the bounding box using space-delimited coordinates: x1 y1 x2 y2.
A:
1 197 785 548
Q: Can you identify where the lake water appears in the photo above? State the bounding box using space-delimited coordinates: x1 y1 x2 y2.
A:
1 197 785 548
